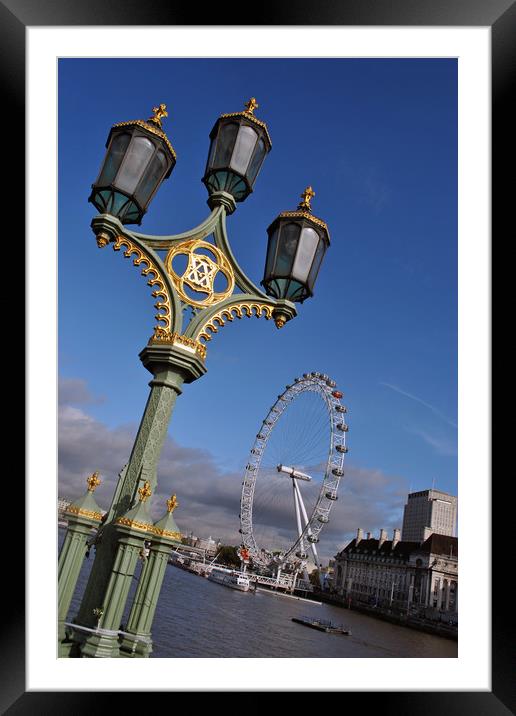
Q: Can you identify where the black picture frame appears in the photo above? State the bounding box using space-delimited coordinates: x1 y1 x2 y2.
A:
9 0 509 711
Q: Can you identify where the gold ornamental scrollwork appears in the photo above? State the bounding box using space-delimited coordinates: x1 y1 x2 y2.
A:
146 524 182 540
164 238 235 309
195 302 274 344
150 329 207 360
66 506 103 521
113 236 172 332
115 516 152 532
114 518 181 541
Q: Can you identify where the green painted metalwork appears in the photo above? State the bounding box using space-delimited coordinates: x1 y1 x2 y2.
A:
119 505 182 657
119 546 170 658
57 486 103 652
74 346 205 640
213 208 267 296
79 499 152 658
131 205 225 249
65 168 309 658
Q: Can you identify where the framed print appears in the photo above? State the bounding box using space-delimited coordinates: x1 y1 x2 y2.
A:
8 0 511 711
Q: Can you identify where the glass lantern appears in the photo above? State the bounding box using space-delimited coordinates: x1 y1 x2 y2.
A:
262 187 330 303
202 98 272 203
89 104 176 225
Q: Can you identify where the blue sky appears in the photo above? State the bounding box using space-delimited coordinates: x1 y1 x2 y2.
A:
58 58 457 557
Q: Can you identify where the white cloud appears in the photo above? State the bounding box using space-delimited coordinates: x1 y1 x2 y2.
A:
59 377 410 562
59 377 105 406
380 382 457 429
407 427 458 457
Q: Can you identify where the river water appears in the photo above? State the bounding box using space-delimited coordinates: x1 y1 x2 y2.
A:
61 528 457 658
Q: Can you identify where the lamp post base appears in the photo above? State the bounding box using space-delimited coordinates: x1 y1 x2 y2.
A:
119 632 153 658
79 632 121 659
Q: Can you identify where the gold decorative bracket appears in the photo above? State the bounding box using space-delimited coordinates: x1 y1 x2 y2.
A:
92 202 297 360
112 235 175 333
196 302 273 343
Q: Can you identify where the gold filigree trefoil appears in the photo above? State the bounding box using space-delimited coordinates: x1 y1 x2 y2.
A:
165 238 235 309
87 471 101 492
184 252 219 294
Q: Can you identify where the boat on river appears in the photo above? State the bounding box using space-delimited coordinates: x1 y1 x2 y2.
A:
291 616 351 634
208 568 251 592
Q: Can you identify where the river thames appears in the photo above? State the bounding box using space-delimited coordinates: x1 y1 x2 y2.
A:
61 528 457 658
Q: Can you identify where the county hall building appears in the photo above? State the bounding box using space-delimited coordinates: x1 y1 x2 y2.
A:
333 488 458 617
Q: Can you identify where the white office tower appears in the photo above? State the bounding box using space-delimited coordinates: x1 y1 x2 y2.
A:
401 489 457 542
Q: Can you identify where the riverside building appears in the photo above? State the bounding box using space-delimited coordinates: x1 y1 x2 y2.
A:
401 489 457 542
58 497 72 522
182 532 220 557
333 528 458 618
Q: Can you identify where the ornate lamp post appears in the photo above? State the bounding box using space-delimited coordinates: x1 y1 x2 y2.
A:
58 99 331 658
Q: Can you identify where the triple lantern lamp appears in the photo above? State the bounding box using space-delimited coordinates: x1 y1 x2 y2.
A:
89 100 330 304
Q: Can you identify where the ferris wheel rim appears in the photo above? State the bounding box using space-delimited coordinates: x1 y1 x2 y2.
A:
239 372 348 569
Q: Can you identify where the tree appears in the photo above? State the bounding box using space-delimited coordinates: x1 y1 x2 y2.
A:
309 569 321 586
217 545 240 567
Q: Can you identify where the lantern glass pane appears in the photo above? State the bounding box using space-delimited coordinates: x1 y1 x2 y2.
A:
247 137 267 184
116 136 155 194
214 123 239 167
285 279 305 302
207 135 217 169
135 149 168 205
97 132 131 185
292 227 319 283
110 191 131 216
307 237 327 292
230 125 258 175
275 223 300 276
264 226 279 279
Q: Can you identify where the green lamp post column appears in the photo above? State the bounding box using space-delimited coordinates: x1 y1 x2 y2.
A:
73 342 206 638
79 481 154 658
58 473 103 653
119 494 182 658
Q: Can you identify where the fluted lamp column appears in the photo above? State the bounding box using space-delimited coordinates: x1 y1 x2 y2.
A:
79 481 154 658
58 472 103 654
119 494 183 658
73 341 206 643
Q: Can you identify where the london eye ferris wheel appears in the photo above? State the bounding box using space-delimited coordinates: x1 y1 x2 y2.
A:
239 372 348 575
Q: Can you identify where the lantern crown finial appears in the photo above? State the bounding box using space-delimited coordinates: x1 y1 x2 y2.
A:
87 471 101 492
148 103 168 128
298 186 315 212
138 481 152 503
244 97 259 115
167 494 179 513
